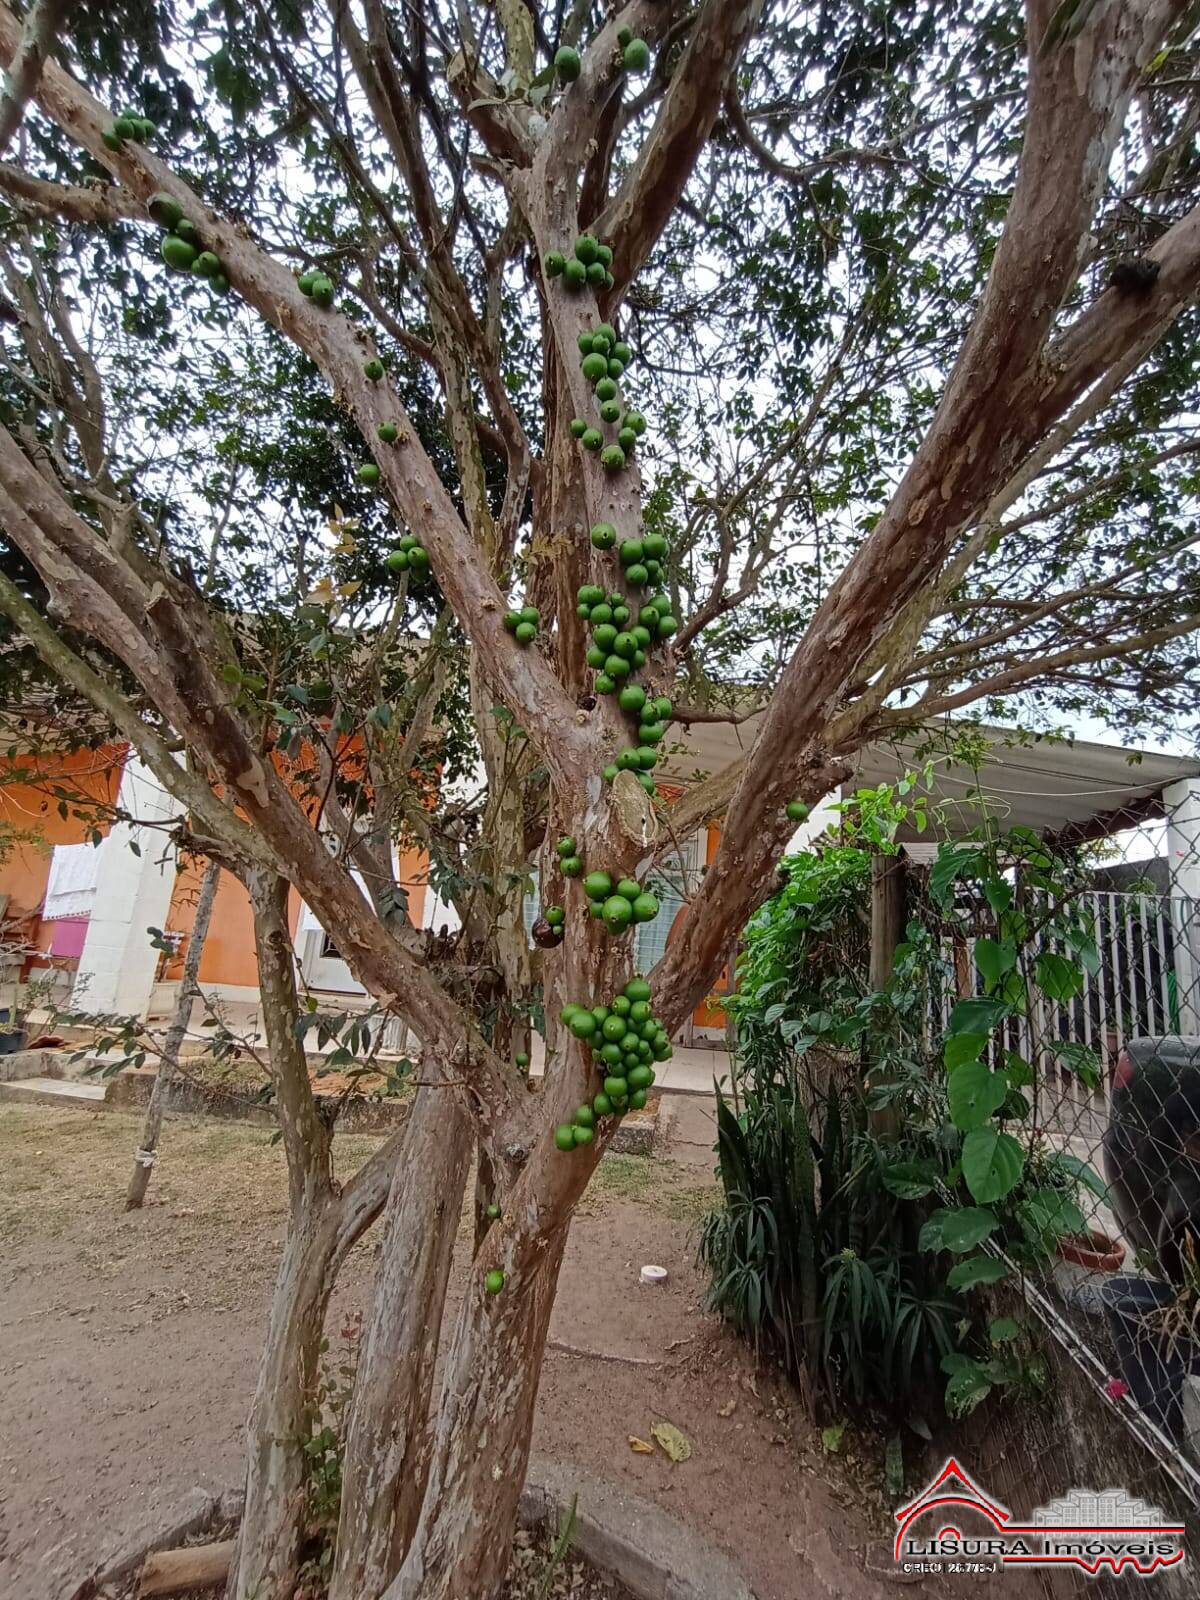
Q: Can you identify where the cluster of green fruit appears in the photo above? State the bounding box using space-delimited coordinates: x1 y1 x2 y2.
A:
554 978 670 1152
553 25 650 88
553 836 660 933
568 322 648 472
297 268 336 307
545 232 615 294
503 604 542 646
148 193 230 295
103 109 156 149
385 535 429 577
601 688 674 790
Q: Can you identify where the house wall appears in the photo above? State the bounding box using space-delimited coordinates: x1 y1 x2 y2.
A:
0 744 124 951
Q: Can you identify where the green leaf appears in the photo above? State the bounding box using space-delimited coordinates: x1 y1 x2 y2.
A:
947 997 1008 1037
944 1032 987 1071
1003 1050 1034 1087
880 1159 939 1199
929 845 987 906
947 1061 1008 1132
989 1316 1020 1344
1050 1040 1100 1089
1044 1150 1109 1201
945 1361 993 1418
821 1423 845 1454
975 938 1016 990
961 1128 1025 1203
1035 951 1083 1002
925 1206 998 1255
1021 1188 1085 1241
983 877 1012 914
946 1255 1011 1291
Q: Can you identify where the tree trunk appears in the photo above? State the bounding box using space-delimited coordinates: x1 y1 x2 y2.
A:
382 1223 570 1600
330 1085 472 1600
125 859 221 1209
231 1191 339 1600
228 869 335 1600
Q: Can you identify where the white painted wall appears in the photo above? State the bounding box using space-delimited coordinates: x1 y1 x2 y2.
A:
72 757 181 1017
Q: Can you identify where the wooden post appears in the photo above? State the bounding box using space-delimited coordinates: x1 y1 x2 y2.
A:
868 851 907 1139
870 851 907 991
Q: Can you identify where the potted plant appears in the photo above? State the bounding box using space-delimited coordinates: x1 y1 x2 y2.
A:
1053 1227 1127 1316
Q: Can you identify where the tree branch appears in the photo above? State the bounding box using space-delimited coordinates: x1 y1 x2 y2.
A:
0 0 71 155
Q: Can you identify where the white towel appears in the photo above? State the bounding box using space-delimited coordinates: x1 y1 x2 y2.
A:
44 842 100 919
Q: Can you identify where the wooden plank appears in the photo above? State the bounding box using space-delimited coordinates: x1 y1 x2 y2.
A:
138 1540 235 1596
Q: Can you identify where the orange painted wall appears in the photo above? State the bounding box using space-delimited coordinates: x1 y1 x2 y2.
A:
0 745 125 944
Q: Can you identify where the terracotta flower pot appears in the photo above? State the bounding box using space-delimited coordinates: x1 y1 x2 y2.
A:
1056 1228 1126 1273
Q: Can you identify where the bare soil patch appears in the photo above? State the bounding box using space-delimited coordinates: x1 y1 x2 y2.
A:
0 1099 991 1600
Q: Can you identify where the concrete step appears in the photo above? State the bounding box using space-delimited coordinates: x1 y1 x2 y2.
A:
0 1076 106 1107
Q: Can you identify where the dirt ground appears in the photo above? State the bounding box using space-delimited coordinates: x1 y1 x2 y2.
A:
0 1095 1025 1600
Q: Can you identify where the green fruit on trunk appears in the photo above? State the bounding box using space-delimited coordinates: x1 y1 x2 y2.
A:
601 445 626 471
654 695 673 718
212 272 231 295
193 251 221 277
113 115 139 139
600 400 621 424
632 892 659 922
545 250 566 277
357 463 381 485
578 584 605 605
573 1124 594 1146
623 37 651 71
632 626 652 649
595 377 618 402
643 534 667 560
486 1202 502 1220
612 341 632 366
485 1268 507 1293
612 632 637 660
636 748 658 771
653 1038 673 1060
602 1014 627 1042
408 547 429 573
556 835 577 856
619 684 647 713
587 261 607 284
612 604 630 625
569 1011 597 1039
583 870 612 900
560 855 583 878
377 422 400 444
592 622 618 649
638 775 657 795
596 244 614 267
544 905 565 927
102 127 123 150
594 674 616 695
657 614 678 638
602 764 618 782
581 352 608 384
564 258 587 288
575 233 599 265
586 645 606 668
386 550 410 572
638 721 666 745
615 878 640 900
625 563 649 587
581 427 603 452
625 977 652 1002
574 1104 595 1130
617 428 637 454
611 995 632 1017
602 654 629 680
625 410 647 435
514 1051 530 1067
515 621 538 644
148 192 184 229
520 605 540 625
618 24 634 47
570 418 587 439
629 1089 648 1110
616 748 640 771
311 275 334 306
161 235 197 271
604 1075 629 1100
590 522 617 549
618 539 643 566
602 895 633 931
786 800 810 822
554 1123 577 1151
364 358 385 380
503 610 521 632
593 1092 613 1117
555 45 582 81
628 1064 653 1091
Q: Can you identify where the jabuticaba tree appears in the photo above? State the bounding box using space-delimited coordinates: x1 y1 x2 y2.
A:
1 2 1200 1597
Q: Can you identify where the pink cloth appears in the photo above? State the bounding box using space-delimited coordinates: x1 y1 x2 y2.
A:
48 917 88 959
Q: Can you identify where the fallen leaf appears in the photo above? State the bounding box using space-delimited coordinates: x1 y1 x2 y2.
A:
717 1399 737 1417
651 1421 692 1463
821 1423 845 1455
628 1436 654 1454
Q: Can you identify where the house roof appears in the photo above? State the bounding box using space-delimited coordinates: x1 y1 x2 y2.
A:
665 717 1200 843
